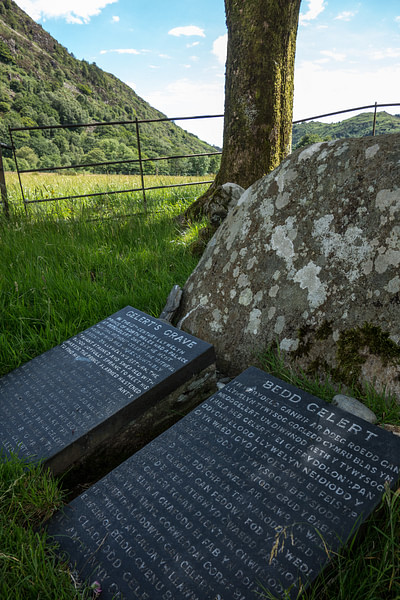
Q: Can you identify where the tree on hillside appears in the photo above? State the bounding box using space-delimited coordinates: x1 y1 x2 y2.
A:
296 133 332 149
186 0 301 219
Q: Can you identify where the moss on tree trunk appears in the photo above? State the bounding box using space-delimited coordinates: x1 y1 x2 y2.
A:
185 0 301 220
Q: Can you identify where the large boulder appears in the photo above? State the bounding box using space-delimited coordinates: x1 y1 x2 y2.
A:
176 134 400 398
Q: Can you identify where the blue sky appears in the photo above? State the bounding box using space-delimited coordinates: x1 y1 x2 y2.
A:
14 0 400 145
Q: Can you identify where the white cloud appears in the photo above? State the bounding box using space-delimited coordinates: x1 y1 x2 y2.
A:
168 25 205 38
370 48 400 60
300 0 326 25
100 48 141 55
335 11 357 21
141 78 224 145
111 15 119 23
396 16 400 24
293 60 400 123
158 54 171 59
15 0 118 24
320 50 346 61
212 34 227 65
186 41 200 48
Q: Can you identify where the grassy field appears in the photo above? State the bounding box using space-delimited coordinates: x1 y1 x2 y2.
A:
1 173 399 599
3 171 211 219
1 172 208 376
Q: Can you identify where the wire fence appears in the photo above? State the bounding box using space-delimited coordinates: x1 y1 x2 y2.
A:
1 101 399 217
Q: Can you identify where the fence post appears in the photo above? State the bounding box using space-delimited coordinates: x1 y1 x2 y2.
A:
0 143 10 219
9 127 27 213
372 101 378 136
135 118 147 210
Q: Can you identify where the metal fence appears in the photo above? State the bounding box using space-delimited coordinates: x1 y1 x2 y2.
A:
293 101 400 134
2 101 400 217
7 114 223 213
0 142 11 218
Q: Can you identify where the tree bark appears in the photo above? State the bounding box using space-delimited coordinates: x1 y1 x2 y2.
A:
185 0 301 220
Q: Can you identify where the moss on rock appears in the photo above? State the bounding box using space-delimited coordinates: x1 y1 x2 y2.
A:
335 323 400 386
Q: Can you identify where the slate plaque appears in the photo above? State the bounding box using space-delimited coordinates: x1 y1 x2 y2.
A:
0 306 214 474
46 367 400 599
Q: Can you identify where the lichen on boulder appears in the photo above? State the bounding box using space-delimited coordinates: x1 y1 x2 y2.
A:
176 133 400 398
204 182 245 226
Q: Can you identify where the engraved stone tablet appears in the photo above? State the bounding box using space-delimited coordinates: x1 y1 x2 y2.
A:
46 367 400 599
0 306 215 475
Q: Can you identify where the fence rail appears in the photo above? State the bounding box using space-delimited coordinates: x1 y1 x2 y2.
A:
7 114 223 211
292 102 400 125
2 101 400 216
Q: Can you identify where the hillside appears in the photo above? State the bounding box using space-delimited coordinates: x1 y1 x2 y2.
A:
0 0 219 175
292 111 400 149
1 0 398 176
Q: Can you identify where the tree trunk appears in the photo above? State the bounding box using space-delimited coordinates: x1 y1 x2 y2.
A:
185 0 301 221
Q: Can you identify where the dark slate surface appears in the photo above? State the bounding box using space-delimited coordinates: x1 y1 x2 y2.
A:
46 367 400 599
0 306 214 474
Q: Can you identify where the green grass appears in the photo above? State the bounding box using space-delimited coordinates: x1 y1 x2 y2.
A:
0 452 101 599
3 171 210 220
1 173 399 600
0 172 208 376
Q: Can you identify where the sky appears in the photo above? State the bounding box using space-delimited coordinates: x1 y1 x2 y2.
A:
13 0 400 146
